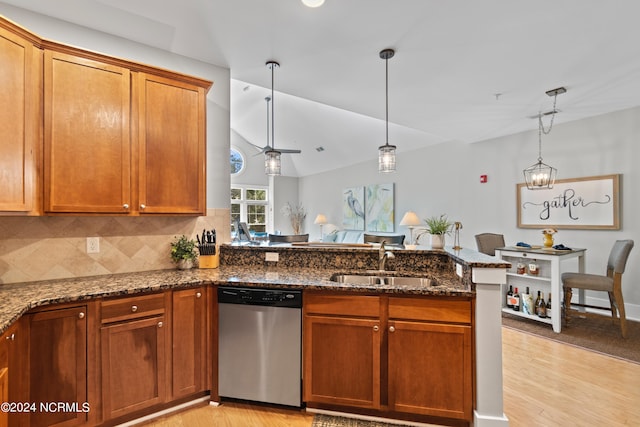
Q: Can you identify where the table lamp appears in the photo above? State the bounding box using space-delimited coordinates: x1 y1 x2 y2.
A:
399 211 421 245
314 214 328 240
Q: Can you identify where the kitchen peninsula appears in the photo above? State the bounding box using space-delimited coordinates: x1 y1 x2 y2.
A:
0 244 509 427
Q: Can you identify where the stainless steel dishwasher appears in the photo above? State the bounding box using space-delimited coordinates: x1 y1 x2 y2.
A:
218 286 302 407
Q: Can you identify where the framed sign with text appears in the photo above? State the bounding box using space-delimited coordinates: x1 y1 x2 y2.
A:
517 174 620 229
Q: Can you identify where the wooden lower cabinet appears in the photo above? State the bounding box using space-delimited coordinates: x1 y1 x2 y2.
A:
171 287 207 398
26 304 93 427
100 296 168 421
304 292 474 422
0 325 13 427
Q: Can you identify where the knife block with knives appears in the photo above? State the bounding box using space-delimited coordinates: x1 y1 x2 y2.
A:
197 229 219 269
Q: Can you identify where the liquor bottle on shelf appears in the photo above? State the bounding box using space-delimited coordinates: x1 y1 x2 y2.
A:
512 287 520 312
528 259 539 276
516 258 526 275
522 286 534 315
506 285 514 308
535 290 547 318
546 292 552 320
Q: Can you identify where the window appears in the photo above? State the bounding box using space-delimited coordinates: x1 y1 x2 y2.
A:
230 148 245 174
231 186 268 234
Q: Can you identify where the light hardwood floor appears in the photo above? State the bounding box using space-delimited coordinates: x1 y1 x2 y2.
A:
145 327 640 427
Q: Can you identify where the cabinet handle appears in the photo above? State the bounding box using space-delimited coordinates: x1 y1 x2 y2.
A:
6 333 14 341
196 292 202 298
78 312 85 319
131 305 138 312
389 326 396 333
373 325 379 332
123 203 129 209
157 321 163 328
140 204 146 210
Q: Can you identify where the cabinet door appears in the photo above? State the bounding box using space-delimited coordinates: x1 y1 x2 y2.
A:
0 327 9 427
0 25 40 214
303 315 381 409
388 321 472 420
28 306 89 427
136 73 206 214
44 50 131 213
101 316 166 420
171 288 206 398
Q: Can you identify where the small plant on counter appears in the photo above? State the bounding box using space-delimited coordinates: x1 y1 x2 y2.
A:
170 235 198 268
281 202 306 235
424 214 454 235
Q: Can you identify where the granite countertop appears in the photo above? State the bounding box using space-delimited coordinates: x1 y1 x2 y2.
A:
0 265 472 334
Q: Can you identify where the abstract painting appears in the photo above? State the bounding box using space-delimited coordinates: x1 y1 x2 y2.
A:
366 183 394 232
342 187 365 230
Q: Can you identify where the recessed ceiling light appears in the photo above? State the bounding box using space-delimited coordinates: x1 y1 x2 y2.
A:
302 0 325 8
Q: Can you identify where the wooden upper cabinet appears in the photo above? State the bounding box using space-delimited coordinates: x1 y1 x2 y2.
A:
0 23 41 215
135 73 206 215
44 50 131 214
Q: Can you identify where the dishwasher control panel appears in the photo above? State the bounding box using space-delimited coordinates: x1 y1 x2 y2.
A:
218 286 302 308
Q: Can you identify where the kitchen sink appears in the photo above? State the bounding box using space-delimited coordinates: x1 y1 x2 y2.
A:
330 273 435 287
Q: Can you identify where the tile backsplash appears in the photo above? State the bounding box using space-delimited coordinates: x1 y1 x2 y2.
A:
0 209 230 285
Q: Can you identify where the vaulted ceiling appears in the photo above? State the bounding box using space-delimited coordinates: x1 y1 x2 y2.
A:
4 0 640 176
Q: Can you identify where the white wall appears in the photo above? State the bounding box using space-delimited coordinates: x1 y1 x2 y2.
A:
0 3 231 208
299 107 640 318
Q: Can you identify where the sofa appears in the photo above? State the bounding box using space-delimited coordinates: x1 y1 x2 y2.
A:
322 230 365 244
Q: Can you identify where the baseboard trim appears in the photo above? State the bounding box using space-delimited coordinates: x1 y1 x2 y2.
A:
117 396 210 426
306 407 441 426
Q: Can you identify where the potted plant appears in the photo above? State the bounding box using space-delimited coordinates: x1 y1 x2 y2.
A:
170 235 198 269
424 214 453 249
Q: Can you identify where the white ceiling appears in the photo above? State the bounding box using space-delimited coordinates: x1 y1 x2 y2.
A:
5 0 640 176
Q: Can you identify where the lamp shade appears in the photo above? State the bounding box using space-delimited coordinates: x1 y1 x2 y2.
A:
399 211 421 227
314 214 328 225
301 0 325 7
265 149 281 176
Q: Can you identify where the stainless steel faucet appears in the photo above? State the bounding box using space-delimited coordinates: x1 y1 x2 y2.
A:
378 241 395 271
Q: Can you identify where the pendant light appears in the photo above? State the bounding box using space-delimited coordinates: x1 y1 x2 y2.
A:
378 48 396 173
265 60 281 176
523 87 566 190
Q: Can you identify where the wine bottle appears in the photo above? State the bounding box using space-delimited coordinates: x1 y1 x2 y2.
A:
512 287 520 312
506 285 514 308
522 286 533 315
536 290 547 318
546 292 552 320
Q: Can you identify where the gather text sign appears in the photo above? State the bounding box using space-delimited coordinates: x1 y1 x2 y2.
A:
517 174 620 229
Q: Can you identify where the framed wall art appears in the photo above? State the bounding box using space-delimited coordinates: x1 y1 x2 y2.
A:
342 186 365 230
517 174 620 229
366 183 394 232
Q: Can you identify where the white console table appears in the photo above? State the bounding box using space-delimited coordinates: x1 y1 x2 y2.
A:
495 246 586 333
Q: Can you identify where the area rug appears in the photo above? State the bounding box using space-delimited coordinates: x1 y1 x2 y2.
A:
312 414 415 427
502 311 640 364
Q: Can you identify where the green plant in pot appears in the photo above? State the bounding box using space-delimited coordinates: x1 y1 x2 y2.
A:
170 235 198 269
424 214 453 249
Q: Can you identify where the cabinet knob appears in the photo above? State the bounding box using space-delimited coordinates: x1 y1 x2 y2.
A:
6 333 14 341
389 326 396 333
78 312 85 319
123 203 129 209
140 204 146 210
373 325 379 332
157 321 163 328
196 292 202 298
131 305 138 312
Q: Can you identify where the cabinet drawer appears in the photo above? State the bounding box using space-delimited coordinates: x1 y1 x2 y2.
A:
304 293 380 317
388 297 472 324
101 293 165 323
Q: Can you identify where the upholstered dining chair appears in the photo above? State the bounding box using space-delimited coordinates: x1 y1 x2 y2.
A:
363 233 405 247
474 233 506 256
562 239 634 338
268 234 309 243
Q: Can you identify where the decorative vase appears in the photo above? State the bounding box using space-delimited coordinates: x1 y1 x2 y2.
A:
177 259 194 270
543 234 554 248
431 234 445 249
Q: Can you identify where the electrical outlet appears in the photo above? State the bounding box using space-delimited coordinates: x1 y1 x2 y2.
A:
265 252 279 262
456 263 463 277
87 237 100 254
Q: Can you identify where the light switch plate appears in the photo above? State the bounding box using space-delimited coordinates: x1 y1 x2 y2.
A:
265 252 279 262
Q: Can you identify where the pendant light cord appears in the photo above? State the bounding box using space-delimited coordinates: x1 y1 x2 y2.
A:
385 55 389 147
271 64 275 150
537 93 559 161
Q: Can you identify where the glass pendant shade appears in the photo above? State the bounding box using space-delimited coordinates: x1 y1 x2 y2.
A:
378 143 396 173
265 149 281 176
523 159 557 189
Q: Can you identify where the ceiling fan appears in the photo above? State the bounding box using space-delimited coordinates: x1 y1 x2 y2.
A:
249 94 301 156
